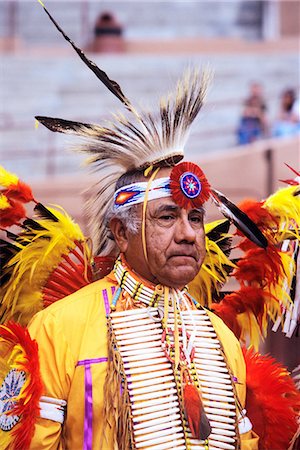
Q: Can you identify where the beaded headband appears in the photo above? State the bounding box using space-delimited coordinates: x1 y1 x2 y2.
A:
114 162 211 210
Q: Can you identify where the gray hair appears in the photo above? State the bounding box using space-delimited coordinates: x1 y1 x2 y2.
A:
106 203 141 235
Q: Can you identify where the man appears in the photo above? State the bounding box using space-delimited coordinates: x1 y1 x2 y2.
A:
0 5 259 448
27 159 258 449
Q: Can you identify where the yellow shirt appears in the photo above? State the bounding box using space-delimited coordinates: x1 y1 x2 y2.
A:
28 276 258 450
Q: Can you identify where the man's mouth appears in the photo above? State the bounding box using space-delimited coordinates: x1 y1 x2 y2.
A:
168 253 198 262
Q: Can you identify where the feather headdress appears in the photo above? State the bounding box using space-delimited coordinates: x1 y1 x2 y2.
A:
36 69 210 255
34 2 213 255
36 1 271 256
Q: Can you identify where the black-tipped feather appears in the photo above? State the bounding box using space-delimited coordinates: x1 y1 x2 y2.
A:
39 1 132 110
35 116 95 134
211 189 268 249
34 203 59 222
206 219 232 257
0 239 19 285
23 218 46 231
0 238 19 263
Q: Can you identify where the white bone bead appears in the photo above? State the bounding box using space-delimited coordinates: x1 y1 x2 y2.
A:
133 413 181 430
193 339 220 348
135 428 183 445
144 439 186 450
208 439 235 449
205 406 236 416
131 387 177 402
114 322 161 335
121 350 165 360
210 433 235 443
116 329 162 341
111 307 154 318
210 426 236 436
131 396 179 411
129 368 173 382
118 335 161 345
125 362 170 374
203 400 236 410
132 403 179 419
194 363 228 372
111 318 155 328
129 375 174 389
206 415 235 425
198 375 231 384
124 357 166 369
134 419 182 435
130 381 176 396
201 386 234 396
202 393 236 403
194 353 224 361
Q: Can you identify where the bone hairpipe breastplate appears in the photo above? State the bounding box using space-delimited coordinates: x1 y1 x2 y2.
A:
110 306 240 450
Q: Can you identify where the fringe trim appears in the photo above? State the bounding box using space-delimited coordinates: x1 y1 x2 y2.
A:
102 316 134 450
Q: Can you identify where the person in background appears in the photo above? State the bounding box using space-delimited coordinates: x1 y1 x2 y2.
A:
237 82 268 145
272 88 300 137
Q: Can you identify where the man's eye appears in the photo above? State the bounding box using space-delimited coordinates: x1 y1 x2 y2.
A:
190 216 202 223
159 215 175 221
189 215 203 225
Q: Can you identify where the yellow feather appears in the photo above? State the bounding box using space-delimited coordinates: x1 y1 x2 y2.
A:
0 193 10 209
237 312 262 350
264 186 300 240
0 204 91 326
0 165 18 188
188 220 236 307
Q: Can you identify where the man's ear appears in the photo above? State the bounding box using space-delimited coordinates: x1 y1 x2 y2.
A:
109 218 129 253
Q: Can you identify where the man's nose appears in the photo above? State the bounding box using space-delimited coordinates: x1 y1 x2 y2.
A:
175 216 196 243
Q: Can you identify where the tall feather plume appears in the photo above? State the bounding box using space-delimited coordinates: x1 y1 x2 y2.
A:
36 70 210 255
37 0 133 111
35 1 211 255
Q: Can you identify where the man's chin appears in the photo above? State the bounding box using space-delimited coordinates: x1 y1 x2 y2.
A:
156 266 198 289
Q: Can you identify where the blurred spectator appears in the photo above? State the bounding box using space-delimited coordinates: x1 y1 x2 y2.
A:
237 82 268 145
86 12 125 53
272 88 300 137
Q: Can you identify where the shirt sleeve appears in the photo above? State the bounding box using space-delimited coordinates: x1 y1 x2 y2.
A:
28 309 76 449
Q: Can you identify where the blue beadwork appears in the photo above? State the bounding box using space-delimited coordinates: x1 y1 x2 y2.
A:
180 172 201 199
112 287 122 307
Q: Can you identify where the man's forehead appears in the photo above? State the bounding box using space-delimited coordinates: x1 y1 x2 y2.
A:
147 197 204 215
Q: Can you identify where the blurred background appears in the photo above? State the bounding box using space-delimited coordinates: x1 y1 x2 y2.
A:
0 0 299 368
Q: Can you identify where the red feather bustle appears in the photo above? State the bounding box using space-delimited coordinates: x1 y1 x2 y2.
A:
0 199 26 228
212 286 276 340
0 321 43 450
243 347 300 450
233 244 284 287
3 180 35 204
237 199 279 242
42 243 94 307
170 162 211 209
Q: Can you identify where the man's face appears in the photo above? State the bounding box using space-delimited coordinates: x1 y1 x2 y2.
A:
114 168 206 289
